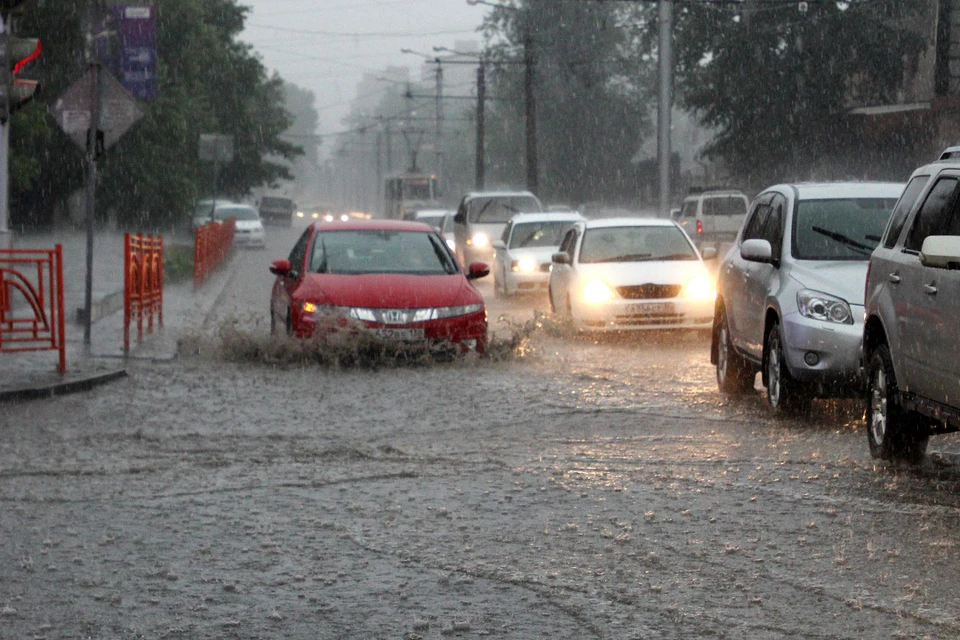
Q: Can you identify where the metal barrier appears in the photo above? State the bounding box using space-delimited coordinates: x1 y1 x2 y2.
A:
193 218 235 290
0 246 67 373
124 233 164 353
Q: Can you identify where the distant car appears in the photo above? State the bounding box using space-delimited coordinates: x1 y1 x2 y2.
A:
453 191 544 268
191 199 233 229
492 212 583 297
259 195 296 227
193 202 266 249
711 182 903 413
863 158 960 461
269 220 489 353
548 218 716 331
408 209 456 251
674 189 750 248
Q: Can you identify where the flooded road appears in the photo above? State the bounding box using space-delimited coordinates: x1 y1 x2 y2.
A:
3 226 960 639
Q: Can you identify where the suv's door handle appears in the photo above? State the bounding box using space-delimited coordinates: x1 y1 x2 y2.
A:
888 273 901 284
923 284 938 295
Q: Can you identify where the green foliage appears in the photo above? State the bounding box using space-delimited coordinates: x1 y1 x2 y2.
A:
9 0 302 230
481 0 657 204
673 1 928 185
162 242 194 283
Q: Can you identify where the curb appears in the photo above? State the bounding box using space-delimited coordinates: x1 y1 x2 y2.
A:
0 368 128 403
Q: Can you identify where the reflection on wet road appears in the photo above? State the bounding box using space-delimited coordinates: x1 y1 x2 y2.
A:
3 225 960 638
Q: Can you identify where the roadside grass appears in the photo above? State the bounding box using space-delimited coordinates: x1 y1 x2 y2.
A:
163 243 194 283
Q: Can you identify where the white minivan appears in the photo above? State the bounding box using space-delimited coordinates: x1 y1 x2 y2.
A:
674 189 750 249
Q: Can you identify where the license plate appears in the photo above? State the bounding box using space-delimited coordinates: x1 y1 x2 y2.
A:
629 302 674 316
375 328 425 342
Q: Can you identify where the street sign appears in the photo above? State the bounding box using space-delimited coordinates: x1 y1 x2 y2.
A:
199 133 234 162
50 66 143 152
100 5 157 100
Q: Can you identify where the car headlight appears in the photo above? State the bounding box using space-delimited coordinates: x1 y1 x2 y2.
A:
470 232 489 248
446 238 456 251
797 290 853 324
683 275 715 300
582 280 616 304
296 211 304 218
511 258 538 273
312 212 319 219
301 301 336 320
347 308 377 322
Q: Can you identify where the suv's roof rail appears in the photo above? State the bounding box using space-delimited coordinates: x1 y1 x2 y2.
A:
939 146 960 160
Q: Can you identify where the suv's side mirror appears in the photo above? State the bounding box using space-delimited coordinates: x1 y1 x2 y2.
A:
740 239 773 264
552 252 571 265
920 235 960 269
454 210 466 224
269 259 292 276
492 240 507 251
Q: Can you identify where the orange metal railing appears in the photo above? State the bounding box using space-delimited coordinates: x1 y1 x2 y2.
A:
0 246 67 373
193 217 235 290
124 232 164 353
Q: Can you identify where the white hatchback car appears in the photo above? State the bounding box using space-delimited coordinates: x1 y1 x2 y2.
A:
491 212 583 297
212 203 266 249
548 218 716 331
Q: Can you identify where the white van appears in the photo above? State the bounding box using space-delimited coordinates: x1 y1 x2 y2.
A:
674 189 750 249
453 190 544 267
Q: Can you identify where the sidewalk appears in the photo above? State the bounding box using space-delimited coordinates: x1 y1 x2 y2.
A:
0 227 235 401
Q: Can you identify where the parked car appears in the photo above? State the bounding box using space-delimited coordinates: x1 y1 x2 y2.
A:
711 182 903 413
192 202 266 249
269 220 489 353
863 158 960 462
492 212 583 297
548 218 716 331
674 189 750 248
453 190 543 268
191 199 233 229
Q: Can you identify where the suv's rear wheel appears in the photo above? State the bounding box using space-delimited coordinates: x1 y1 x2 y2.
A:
866 344 929 463
715 306 754 394
765 321 811 414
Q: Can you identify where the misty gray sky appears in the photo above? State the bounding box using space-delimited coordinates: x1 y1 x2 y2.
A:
240 0 487 152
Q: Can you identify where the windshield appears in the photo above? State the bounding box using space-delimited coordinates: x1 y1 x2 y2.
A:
579 226 698 263
308 229 458 275
215 206 259 221
467 196 542 223
792 198 898 260
509 221 575 248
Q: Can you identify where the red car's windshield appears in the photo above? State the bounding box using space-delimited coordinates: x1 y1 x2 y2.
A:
308 229 459 275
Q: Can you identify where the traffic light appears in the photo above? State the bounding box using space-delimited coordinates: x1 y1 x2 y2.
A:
0 0 40 122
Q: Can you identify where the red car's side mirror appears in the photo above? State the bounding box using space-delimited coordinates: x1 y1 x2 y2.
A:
467 262 490 280
269 259 292 276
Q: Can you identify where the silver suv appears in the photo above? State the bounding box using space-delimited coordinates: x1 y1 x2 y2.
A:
712 182 903 414
863 159 960 462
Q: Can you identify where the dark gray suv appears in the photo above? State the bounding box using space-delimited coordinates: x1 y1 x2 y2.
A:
863 158 960 462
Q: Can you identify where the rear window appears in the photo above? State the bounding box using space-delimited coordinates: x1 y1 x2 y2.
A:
703 196 748 217
792 198 898 260
215 206 259 221
261 197 294 209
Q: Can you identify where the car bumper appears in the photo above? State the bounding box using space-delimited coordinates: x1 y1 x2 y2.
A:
571 297 715 331
781 310 863 396
234 231 266 248
504 269 551 295
297 310 488 353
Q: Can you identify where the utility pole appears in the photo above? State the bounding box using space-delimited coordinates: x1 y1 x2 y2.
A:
434 59 444 197
657 0 673 218
476 58 485 190
524 32 538 196
83 0 103 346
0 14 9 251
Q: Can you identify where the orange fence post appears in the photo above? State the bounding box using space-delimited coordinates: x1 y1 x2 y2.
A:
124 232 165 353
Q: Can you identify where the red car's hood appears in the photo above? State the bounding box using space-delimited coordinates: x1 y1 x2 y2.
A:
296 273 479 308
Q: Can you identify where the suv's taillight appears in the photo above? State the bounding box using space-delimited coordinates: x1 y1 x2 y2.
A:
696 220 703 235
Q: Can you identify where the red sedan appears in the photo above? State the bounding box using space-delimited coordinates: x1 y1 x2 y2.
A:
269 220 489 353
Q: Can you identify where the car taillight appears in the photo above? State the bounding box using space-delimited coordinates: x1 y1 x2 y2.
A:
696 220 703 235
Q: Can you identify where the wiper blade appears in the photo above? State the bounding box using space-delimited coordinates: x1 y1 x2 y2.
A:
607 253 653 262
811 226 872 256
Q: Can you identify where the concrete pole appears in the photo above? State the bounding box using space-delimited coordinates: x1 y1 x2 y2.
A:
657 0 674 218
475 59 485 190
524 32 538 196
435 60 444 198
0 15 11 251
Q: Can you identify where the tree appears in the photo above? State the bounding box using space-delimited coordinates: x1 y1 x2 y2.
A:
672 0 928 187
480 0 657 206
9 0 302 230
